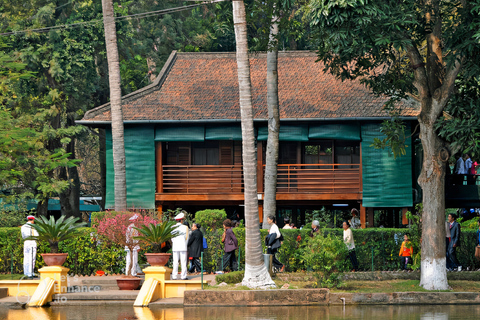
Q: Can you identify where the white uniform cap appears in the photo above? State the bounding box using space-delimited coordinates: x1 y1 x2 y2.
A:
174 212 185 220
129 214 140 221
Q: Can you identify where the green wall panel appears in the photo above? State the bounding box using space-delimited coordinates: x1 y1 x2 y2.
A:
309 123 360 141
155 126 204 141
105 126 156 209
361 123 413 207
257 125 309 141
205 126 242 140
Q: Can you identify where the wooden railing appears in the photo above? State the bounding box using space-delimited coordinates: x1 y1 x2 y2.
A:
275 164 361 193
161 163 361 194
162 165 244 193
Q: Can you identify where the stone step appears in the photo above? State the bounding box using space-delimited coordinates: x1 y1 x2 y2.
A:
0 288 7 299
52 289 139 301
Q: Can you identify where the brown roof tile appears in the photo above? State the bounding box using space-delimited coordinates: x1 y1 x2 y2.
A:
81 51 419 123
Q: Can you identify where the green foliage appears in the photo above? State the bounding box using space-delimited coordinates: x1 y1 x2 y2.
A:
371 112 408 159
133 221 180 253
0 200 32 227
215 270 245 284
298 230 348 287
27 215 87 253
195 209 227 231
0 227 128 275
436 76 480 158
3 226 480 275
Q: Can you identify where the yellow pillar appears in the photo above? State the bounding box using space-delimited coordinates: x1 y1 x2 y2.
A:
38 266 69 294
143 266 171 298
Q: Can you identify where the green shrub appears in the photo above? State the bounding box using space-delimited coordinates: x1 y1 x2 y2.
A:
215 270 244 284
2 226 479 275
298 231 348 287
195 209 227 231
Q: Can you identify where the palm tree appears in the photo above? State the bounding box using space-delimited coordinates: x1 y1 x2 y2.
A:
262 8 280 229
101 0 127 211
232 0 275 288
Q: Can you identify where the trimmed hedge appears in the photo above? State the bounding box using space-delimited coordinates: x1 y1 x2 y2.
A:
1 227 479 275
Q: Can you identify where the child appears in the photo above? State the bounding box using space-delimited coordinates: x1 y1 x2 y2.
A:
399 234 413 270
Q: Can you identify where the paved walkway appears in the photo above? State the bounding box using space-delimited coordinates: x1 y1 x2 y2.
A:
0 273 214 307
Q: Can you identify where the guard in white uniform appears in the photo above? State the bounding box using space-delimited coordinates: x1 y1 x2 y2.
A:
171 211 189 280
125 214 141 276
21 215 38 278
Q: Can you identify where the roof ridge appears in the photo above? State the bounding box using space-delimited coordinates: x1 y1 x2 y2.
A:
82 51 178 120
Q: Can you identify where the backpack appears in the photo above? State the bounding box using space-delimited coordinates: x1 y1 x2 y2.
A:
203 237 208 249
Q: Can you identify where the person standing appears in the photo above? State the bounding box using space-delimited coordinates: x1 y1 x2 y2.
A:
475 220 480 263
445 220 452 270
447 213 461 271
266 215 284 272
398 234 413 270
21 215 38 279
282 217 292 229
343 221 359 272
310 220 320 237
465 154 474 184
187 223 204 274
125 214 141 276
221 219 238 272
172 211 189 280
349 208 361 229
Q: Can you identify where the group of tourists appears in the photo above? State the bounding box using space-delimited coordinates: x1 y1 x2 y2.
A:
20 208 479 278
453 153 478 185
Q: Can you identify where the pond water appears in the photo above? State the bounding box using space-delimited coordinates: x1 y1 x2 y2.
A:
1 304 480 320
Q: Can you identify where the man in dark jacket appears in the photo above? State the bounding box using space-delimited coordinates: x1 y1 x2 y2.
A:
187 223 204 274
447 213 462 271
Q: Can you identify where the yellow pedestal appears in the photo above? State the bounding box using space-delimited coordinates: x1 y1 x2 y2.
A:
38 266 70 294
143 266 171 299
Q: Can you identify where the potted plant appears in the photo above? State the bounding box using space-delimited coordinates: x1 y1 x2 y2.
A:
133 220 180 266
95 211 156 290
26 215 86 266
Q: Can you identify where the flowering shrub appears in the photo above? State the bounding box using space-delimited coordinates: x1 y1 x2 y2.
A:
95 211 157 275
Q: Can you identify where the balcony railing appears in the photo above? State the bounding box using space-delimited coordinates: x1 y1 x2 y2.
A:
161 163 361 194
162 165 244 193
275 163 361 193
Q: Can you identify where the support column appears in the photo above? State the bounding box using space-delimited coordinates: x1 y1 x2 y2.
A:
156 142 163 193
257 141 264 193
360 203 366 229
402 207 409 225
157 205 163 220
258 203 263 224
367 207 374 228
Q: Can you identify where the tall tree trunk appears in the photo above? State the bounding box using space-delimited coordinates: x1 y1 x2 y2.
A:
102 0 127 211
59 114 81 218
99 128 107 211
418 120 448 290
232 0 275 288
59 138 81 218
262 13 280 229
36 199 49 216
408 1 462 290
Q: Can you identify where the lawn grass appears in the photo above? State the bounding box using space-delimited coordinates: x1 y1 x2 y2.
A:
208 278 480 293
0 274 24 280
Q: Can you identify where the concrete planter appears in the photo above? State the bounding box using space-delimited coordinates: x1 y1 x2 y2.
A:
145 253 171 267
116 277 141 290
41 253 68 266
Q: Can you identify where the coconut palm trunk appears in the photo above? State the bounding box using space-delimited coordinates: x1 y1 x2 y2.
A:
262 11 280 229
232 0 275 288
102 0 127 211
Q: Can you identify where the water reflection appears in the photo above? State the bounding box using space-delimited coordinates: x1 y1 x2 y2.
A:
0 305 479 320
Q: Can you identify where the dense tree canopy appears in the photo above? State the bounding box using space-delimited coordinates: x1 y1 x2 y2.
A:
304 0 480 290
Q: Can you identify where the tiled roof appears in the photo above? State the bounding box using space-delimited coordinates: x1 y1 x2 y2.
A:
81 51 419 123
